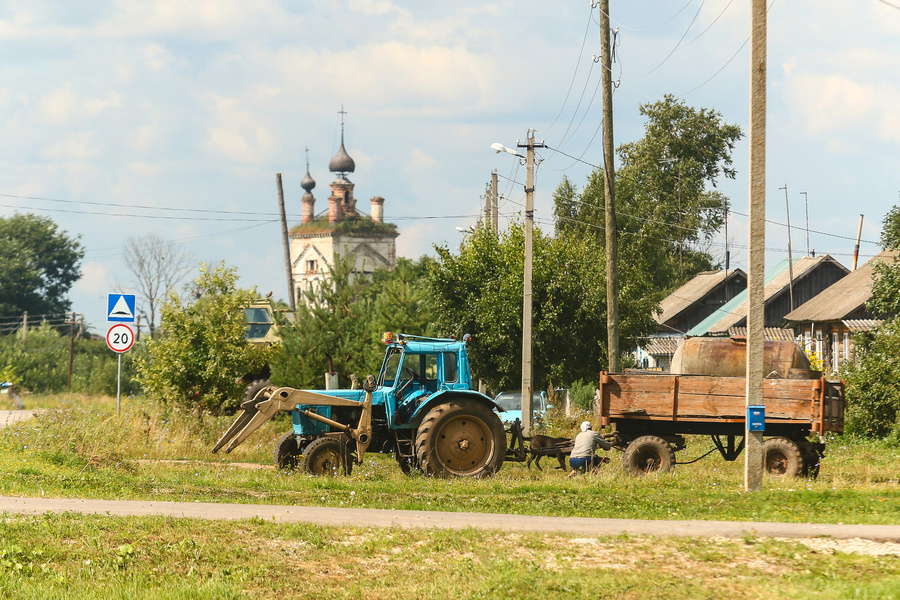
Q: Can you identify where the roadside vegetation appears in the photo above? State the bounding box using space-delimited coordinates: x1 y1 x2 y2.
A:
2 512 898 599
1 395 898 525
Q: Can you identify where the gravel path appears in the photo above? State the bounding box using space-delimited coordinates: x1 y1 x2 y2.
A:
2 495 899 543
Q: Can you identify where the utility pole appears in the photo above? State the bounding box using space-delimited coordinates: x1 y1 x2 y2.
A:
491 171 499 233
276 173 296 312
600 0 620 373
745 0 768 492
780 184 794 310
517 131 545 436
67 312 75 390
801 191 810 256
483 182 492 231
853 215 864 270
21 312 27 341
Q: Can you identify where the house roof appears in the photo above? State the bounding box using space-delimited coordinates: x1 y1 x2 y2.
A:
726 327 797 342
784 250 899 323
686 255 848 336
642 336 683 356
655 269 747 325
843 319 883 332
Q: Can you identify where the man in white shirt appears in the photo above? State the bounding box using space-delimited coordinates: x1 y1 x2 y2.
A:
568 421 611 477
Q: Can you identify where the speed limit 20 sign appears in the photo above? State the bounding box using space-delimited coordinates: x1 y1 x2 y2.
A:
106 323 135 353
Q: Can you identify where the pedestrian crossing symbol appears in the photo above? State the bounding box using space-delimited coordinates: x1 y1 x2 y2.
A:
107 294 136 323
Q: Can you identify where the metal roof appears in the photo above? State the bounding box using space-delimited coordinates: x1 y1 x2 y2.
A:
843 319 884 332
687 255 848 336
784 250 899 323
654 269 747 325
641 336 683 356
726 327 798 342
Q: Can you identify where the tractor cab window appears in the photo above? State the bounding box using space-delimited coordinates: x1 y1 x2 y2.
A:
399 353 439 394
243 307 273 339
442 352 458 383
380 348 404 387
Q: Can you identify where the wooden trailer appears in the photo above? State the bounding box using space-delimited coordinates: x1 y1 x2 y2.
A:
597 371 845 477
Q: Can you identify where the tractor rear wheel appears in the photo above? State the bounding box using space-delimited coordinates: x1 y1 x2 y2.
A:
274 432 301 470
415 399 506 477
762 437 803 478
301 437 352 476
622 435 676 475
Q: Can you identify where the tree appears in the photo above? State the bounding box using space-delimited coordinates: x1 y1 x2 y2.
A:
136 262 270 416
880 201 900 251
0 213 83 320
428 225 657 393
270 253 371 389
844 200 900 438
122 233 195 337
555 95 742 293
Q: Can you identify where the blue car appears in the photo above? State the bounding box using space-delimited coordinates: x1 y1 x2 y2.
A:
494 390 547 425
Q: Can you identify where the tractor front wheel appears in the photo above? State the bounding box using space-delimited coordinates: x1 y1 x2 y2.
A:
415 400 506 477
274 432 301 470
300 437 352 476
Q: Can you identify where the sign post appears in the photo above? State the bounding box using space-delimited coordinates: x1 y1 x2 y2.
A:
107 294 136 416
106 323 134 416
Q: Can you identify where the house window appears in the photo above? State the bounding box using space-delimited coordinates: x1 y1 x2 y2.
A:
843 332 850 363
815 330 823 365
306 259 318 272
832 332 840 372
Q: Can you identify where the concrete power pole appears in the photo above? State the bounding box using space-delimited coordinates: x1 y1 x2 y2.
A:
491 171 499 233
484 182 492 232
518 131 545 436
600 0 620 373
745 0 768 492
276 173 296 312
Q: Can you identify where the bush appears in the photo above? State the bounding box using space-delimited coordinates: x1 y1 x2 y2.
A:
0 323 137 395
136 262 270 416
843 321 900 439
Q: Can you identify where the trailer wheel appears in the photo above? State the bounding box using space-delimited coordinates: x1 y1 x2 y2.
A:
301 437 352 476
762 437 803 478
415 400 506 478
622 436 676 475
274 432 301 470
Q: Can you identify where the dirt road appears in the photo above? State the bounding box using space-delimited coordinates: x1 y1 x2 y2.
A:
1 495 898 542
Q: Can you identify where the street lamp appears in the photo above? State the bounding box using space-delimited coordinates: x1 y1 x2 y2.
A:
490 131 544 436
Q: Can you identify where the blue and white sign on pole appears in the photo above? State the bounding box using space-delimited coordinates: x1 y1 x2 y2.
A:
107 293 136 323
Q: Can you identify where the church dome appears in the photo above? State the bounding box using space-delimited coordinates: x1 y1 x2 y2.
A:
301 169 316 192
329 143 355 174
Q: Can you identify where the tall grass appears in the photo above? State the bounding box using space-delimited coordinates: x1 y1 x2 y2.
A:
0 395 898 524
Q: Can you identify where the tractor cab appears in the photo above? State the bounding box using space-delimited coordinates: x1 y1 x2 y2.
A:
377 332 473 427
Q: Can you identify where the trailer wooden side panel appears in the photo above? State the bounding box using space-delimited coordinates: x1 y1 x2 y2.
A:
598 372 844 434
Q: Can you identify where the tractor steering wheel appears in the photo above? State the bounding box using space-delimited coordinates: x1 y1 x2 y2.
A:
397 367 421 396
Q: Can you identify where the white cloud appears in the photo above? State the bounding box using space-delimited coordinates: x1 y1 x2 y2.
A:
787 72 900 144
203 94 278 164
37 88 80 125
41 132 99 161
74 262 109 294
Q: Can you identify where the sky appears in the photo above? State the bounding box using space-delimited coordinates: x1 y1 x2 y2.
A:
1 0 898 335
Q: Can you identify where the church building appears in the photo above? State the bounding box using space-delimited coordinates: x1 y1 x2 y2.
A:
289 126 398 304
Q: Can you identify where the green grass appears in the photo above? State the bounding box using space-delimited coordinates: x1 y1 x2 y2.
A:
1 513 898 599
1 396 898 524
2 396 900 598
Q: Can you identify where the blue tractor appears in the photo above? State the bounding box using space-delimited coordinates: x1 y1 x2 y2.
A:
213 333 508 477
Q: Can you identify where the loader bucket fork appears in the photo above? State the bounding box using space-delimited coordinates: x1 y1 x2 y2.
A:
212 375 376 464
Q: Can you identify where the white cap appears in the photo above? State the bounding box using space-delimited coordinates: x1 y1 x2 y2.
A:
580 421 592 432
